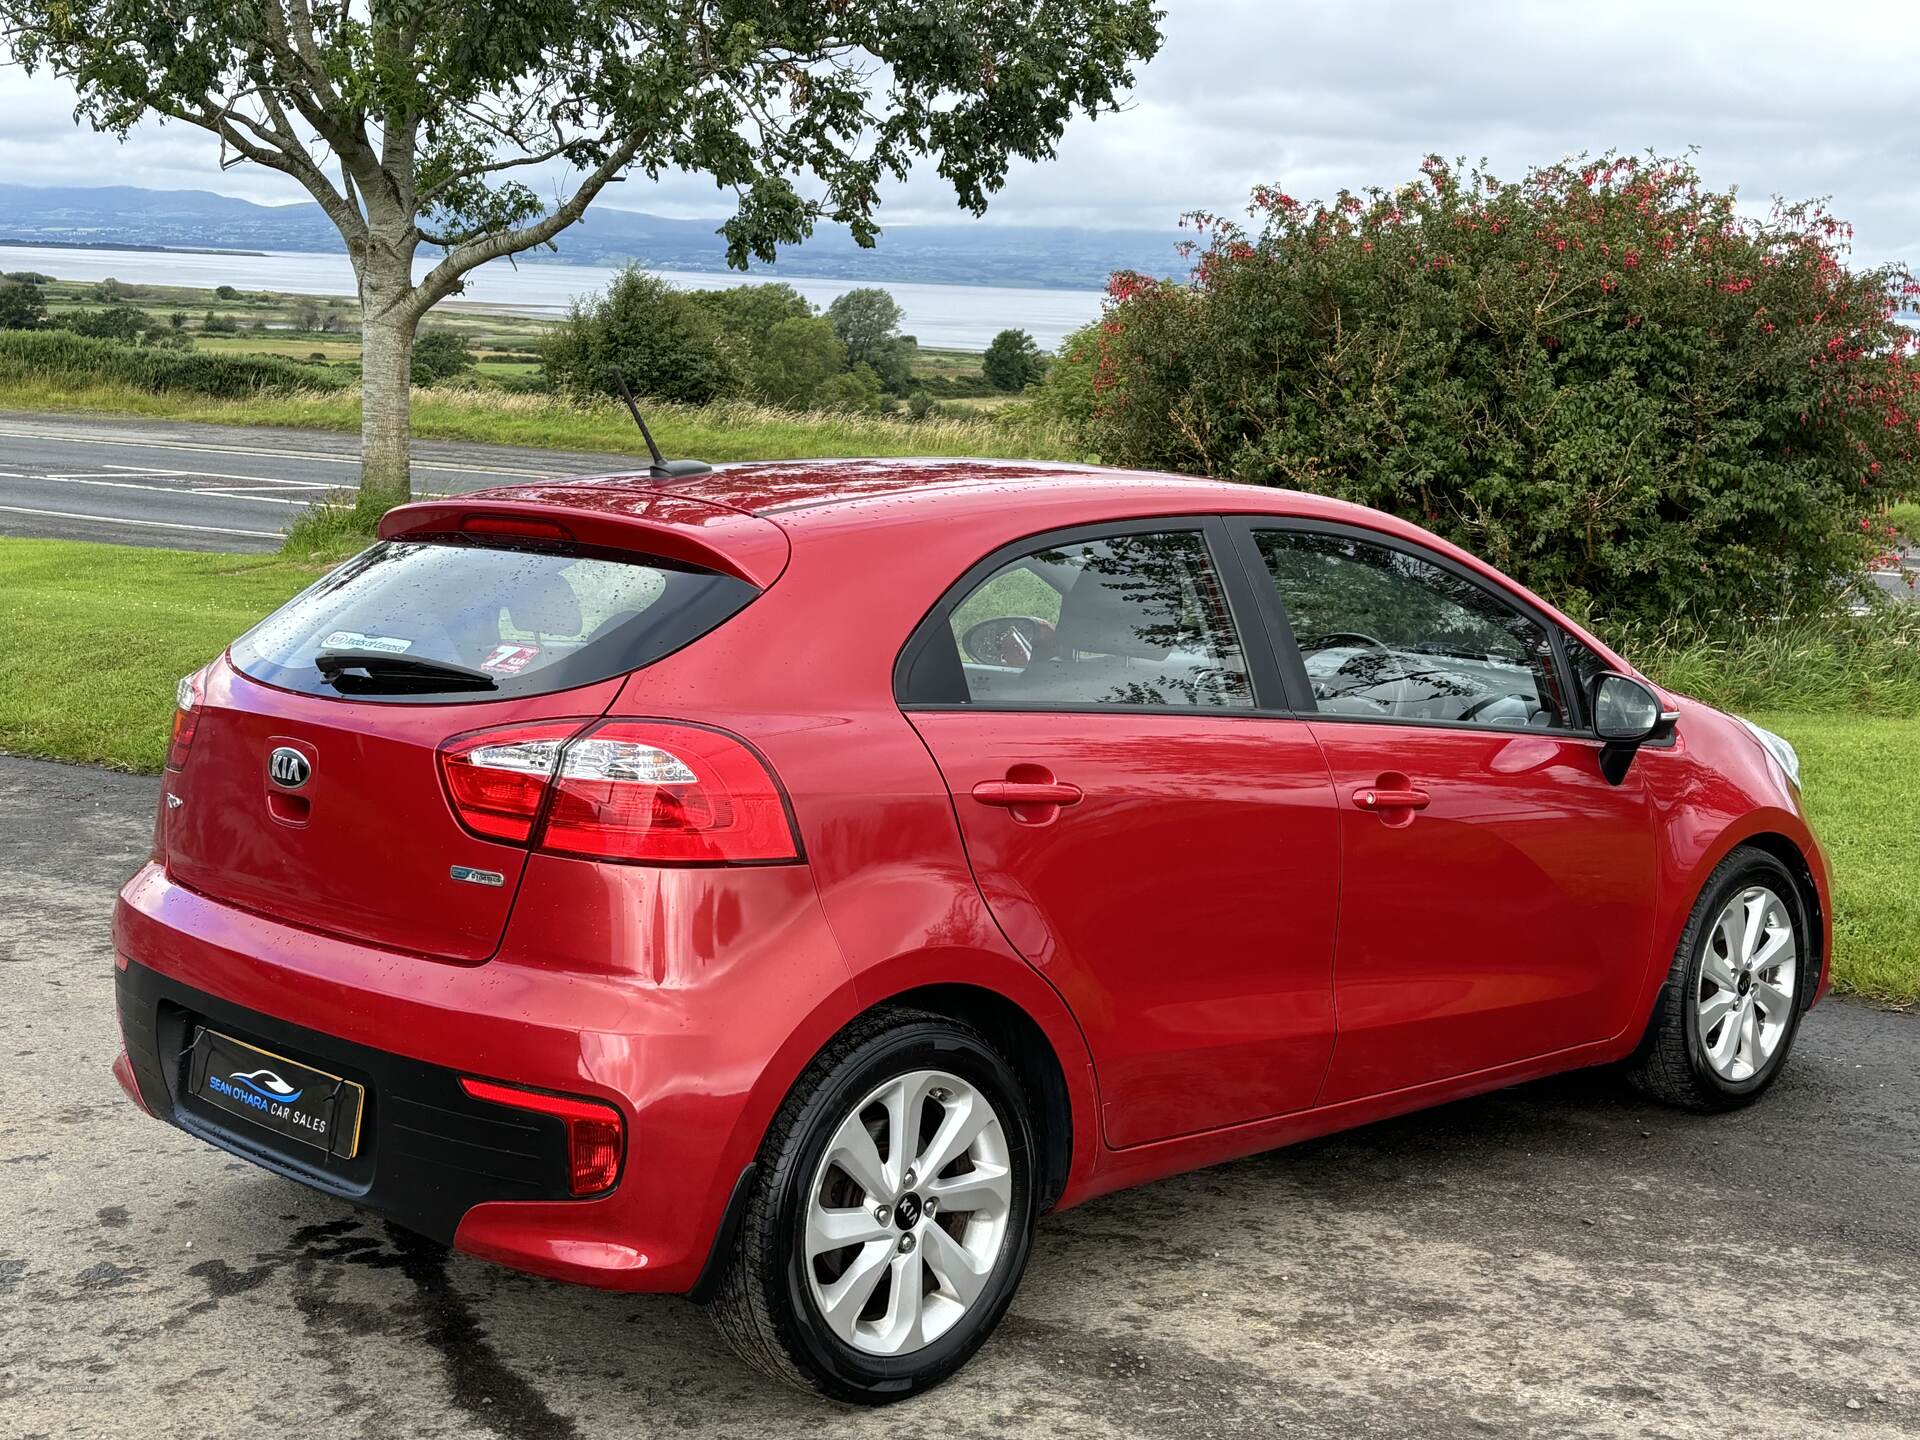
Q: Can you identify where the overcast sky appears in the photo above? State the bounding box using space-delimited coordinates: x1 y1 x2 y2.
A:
1 0 1915 270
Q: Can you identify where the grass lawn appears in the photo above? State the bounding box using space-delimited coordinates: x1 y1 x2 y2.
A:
1 536 1912 1004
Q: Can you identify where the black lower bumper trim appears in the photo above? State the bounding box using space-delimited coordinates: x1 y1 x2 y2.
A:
116 958 574 1244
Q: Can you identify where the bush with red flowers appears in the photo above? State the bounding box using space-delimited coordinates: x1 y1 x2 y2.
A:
1046 153 1919 622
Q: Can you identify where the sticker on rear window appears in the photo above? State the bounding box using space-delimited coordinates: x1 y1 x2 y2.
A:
478 643 542 675
321 629 413 654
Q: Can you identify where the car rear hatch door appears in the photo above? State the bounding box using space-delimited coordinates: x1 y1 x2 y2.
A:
162 498 780 963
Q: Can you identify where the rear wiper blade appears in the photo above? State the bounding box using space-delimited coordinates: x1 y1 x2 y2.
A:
313 649 497 692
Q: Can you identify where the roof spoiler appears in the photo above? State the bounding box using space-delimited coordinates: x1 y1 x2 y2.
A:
378 491 789 589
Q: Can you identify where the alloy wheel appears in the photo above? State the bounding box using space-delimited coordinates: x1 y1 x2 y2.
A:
802 1068 1012 1356
1696 884 1797 1083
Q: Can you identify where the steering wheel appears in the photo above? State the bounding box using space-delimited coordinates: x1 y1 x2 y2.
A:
1303 631 1391 656
960 615 1056 668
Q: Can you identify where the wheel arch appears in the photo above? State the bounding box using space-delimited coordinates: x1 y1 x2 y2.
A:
1634 815 1830 1052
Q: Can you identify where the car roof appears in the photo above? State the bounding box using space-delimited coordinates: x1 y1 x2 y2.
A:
526 457 1397 531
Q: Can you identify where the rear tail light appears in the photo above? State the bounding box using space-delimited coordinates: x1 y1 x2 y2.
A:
166 671 204 771
459 1077 623 1196
438 719 799 865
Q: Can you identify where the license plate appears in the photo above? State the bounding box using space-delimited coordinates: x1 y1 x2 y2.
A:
187 1028 366 1159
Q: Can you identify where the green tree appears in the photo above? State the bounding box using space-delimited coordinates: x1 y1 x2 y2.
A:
213 284 240 300
290 297 324 331
0 279 47 330
752 316 846 408
542 267 740 406
827 287 906 370
1065 153 1920 623
167 310 188 330
410 329 474 383
201 311 238 334
690 283 815 356
1 1 1161 517
983 327 1045 390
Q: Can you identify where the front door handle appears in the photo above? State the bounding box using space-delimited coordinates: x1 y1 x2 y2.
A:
972 768 1083 826
1351 785 1431 812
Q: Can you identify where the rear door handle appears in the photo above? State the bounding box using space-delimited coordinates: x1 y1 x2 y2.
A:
972 770 1083 827
1351 786 1431 811
972 780 1084 808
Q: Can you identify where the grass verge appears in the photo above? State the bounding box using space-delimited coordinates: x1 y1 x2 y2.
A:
0 376 1082 463
1 537 1913 1003
1753 712 1917 1006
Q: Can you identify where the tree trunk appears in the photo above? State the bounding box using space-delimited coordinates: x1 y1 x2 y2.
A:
357 300 415 519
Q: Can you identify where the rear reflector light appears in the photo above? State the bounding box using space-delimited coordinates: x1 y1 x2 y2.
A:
459 1077 623 1196
438 719 799 865
166 671 204 771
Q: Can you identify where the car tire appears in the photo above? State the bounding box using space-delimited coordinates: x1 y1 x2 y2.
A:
706 1006 1039 1403
1629 847 1810 1112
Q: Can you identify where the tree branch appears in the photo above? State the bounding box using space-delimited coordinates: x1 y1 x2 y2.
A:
405 133 647 318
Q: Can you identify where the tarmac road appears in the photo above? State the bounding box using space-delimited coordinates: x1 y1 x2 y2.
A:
2 767 1919 1440
0 411 646 552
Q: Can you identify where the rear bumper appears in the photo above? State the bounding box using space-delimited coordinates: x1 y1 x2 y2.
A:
112 859 849 1292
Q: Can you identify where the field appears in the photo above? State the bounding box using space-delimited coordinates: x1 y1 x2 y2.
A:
13 275 1000 393
0 536 1912 1004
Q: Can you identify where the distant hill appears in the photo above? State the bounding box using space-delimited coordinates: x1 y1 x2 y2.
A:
0 183 1189 292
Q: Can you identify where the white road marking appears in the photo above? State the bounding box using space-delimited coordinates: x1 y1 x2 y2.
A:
101 462 336 488
7 474 314 507
0 503 281 538
0 425 555 477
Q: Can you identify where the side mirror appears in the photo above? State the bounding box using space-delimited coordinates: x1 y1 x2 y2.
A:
1589 673 1674 785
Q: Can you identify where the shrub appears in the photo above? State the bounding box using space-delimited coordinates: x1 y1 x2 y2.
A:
1061 153 1920 624
983 327 1045 391
751 316 847 408
65 306 151 341
0 329 348 398
3 270 54 284
541 267 741 405
0 279 48 330
410 329 475 383
214 284 240 300
201 311 239 334
812 364 887 413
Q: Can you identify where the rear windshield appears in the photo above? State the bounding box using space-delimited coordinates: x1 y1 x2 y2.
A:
230 539 756 702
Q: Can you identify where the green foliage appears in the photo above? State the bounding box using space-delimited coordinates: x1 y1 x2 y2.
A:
689 283 815 354
3 270 54 283
280 497 379 563
1057 154 1920 624
907 390 937 421
201 311 239 334
410 329 476 384
751 316 848 408
1617 607 1920 717
0 328 346 399
811 364 887 414
0 279 48 330
213 284 240 300
983 327 1045 391
541 268 741 406
64 305 150 341
828 288 906 366
1888 502 1920 544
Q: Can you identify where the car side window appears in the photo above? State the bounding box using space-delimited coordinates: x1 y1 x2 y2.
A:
1255 529 1570 729
941 529 1254 709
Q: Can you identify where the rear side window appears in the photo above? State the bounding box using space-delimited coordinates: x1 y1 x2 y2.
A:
231 540 755 702
910 528 1254 709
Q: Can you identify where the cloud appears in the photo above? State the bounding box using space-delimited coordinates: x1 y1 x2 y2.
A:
2 1 1915 266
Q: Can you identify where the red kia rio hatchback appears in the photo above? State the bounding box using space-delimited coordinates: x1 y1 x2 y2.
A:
113 459 1829 1402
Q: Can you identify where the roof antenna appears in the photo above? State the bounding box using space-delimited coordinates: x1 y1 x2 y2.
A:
611 368 712 480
